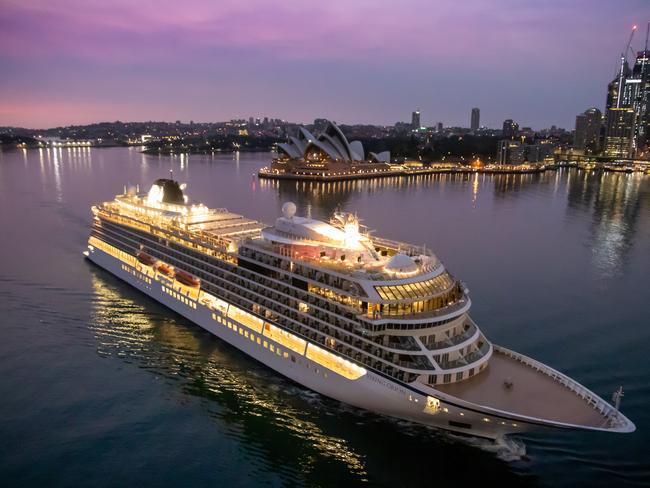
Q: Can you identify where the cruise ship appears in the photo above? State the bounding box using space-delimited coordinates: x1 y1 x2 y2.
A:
84 178 635 440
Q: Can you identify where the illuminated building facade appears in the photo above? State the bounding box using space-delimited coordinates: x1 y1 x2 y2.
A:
604 41 650 157
497 139 524 164
574 108 602 154
265 121 392 179
631 49 650 151
605 107 636 158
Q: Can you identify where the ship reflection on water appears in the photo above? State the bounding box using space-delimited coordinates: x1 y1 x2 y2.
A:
89 272 369 476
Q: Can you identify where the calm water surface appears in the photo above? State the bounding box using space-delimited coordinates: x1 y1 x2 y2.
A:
0 147 649 487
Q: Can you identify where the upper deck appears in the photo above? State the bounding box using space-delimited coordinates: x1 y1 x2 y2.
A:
97 179 266 251
99 181 447 287
257 203 441 283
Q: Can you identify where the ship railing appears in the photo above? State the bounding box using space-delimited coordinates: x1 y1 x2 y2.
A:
371 236 435 259
494 345 626 427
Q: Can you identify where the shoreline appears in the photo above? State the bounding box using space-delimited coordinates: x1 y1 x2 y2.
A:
258 164 551 181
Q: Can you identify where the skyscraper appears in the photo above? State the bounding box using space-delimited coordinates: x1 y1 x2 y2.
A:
471 108 480 131
604 107 636 158
604 53 637 158
606 60 631 111
502 119 519 139
411 110 421 130
574 108 602 154
497 139 524 164
631 47 650 151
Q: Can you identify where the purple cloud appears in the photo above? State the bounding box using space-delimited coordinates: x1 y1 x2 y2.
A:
1 0 648 128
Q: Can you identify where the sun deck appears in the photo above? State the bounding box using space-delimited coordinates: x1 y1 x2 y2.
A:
434 346 628 430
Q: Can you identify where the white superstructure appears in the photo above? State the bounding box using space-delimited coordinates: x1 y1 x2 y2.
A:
84 179 635 440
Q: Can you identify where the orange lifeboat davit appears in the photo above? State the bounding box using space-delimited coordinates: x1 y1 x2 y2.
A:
137 252 157 266
175 269 200 287
156 262 173 276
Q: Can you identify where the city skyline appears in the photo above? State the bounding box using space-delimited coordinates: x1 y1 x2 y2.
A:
1 0 648 129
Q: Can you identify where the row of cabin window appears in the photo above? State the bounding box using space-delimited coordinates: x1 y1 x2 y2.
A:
103 224 452 344
97 230 429 380
162 286 197 309
120 264 153 284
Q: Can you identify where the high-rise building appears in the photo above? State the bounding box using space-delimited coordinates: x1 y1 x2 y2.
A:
497 139 555 164
502 119 519 139
604 53 637 157
411 110 421 130
604 107 636 158
497 140 524 164
470 108 480 131
606 61 631 111
526 141 557 163
574 108 602 154
436 122 443 133
631 48 650 151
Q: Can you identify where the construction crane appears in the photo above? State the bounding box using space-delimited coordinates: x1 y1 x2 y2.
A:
625 24 638 58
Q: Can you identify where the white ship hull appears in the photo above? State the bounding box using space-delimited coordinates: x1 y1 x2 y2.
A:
85 246 594 440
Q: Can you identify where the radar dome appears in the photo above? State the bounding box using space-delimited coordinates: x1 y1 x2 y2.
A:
282 202 297 219
385 253 419 274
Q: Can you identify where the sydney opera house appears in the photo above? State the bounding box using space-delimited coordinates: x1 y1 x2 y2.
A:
259 121 393 180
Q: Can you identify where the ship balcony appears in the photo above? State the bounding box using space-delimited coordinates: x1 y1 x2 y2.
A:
437 341 491 370
424 322 478 351
433 345 635 432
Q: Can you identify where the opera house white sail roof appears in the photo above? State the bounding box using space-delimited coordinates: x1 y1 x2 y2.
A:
277 121 390 163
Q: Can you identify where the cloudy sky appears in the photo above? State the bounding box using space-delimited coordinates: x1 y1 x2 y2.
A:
1 0 648 129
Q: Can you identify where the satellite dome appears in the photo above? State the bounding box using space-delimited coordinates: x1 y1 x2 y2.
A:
385 253 418 274
282 201 296 219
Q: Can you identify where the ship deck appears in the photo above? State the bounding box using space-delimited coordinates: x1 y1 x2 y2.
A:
435 348 612 428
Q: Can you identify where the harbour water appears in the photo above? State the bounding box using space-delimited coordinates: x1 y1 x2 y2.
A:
0 147 649 487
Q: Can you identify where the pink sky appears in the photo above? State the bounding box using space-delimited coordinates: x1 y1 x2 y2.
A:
1 0 648 128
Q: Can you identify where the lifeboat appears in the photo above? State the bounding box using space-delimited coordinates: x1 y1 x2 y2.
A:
175 269 200 287
156 262 173 276
137 252 157 266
